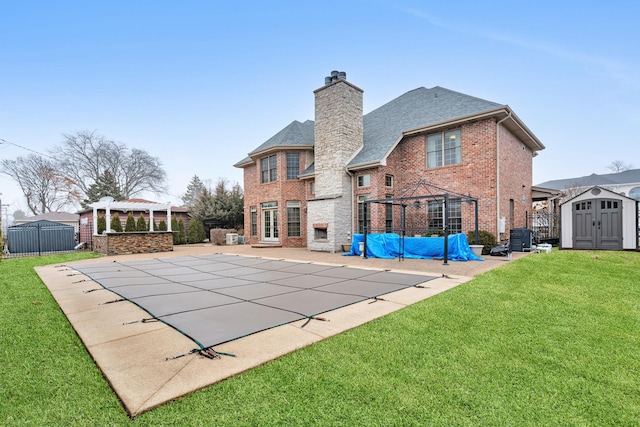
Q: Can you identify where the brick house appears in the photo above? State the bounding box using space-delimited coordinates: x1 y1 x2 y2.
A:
235 71 544 252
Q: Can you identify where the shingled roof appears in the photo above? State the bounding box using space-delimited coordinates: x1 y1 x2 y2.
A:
234 120 314 167
535 169 640 190
236 85 543 170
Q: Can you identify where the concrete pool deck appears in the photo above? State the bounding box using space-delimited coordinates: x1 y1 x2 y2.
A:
35 244 527 417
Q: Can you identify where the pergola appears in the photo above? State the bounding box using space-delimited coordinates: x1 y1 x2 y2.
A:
89 198 173 235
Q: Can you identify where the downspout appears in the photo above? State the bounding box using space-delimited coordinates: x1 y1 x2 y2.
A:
345 166 355 243
496 111 511 240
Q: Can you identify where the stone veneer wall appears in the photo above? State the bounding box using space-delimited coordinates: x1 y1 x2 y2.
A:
93 232 173 255
309 75 363 252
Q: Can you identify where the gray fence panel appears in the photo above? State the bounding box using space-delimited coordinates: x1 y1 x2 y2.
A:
7 220 76 254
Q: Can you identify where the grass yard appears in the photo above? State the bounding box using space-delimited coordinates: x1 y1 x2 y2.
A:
1 250 638 426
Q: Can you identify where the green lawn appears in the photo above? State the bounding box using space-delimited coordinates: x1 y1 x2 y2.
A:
1 250 638 426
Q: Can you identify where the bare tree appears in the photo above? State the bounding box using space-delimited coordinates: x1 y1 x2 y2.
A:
54 130 167 199
607 160 633 173
0 154 81 214
560 179 588 203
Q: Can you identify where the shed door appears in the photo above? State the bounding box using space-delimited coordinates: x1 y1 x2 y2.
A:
572 198 622 249
597 199 622 249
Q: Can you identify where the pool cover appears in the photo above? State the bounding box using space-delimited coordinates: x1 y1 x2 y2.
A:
73 254 436 351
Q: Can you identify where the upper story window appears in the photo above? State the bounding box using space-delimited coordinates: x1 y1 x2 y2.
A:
261 154 277 183
385 174 394 187
427 129 461 168
286 153 299 180
357 174 371 187
310 181 315 195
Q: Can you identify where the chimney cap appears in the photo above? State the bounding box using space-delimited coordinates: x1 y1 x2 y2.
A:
324 70 347 84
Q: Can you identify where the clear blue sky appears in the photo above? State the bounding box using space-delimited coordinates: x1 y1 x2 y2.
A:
1 0 638 217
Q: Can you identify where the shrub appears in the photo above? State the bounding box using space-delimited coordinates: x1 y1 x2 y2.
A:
426 228 444 237
158 220 168 231
178 219 187 244
110 213 123 232
210 228 237 245
97 215 107 234
171 216 179 244
187 219 206 244
467 230 497 255
136 214 147 231
125 212 136 232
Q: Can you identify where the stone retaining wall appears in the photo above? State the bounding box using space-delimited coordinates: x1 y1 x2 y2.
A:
93 232 173 255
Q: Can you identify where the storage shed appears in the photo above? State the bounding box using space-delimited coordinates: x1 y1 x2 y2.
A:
7 220 76 254
560 186 639 250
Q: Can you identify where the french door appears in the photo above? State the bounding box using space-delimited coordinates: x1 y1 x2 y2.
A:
262 208 279 242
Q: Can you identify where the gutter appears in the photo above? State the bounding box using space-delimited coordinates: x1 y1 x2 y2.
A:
496 111 511 240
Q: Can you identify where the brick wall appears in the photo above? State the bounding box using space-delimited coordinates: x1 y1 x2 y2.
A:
241 116 534 248
356 118 532 239
241 150 310 247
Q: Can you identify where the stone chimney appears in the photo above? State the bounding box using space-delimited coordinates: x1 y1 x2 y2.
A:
307 71 363 252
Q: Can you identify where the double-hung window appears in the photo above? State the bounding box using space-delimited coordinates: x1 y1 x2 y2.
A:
286 201 301 237
250 206 257 236
261 155 277 183
427 129 461 168
286 153 299 180
357 174 371 187
428 200 461 234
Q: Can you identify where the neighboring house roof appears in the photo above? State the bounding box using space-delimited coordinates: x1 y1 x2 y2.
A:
535 169 640 191
15 212 79 223
235 86 544 170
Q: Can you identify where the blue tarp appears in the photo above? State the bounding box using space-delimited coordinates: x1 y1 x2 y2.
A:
344 233 483 261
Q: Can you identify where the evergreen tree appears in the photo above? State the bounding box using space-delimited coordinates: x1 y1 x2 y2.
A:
136 214 147 231
152 219 159 232
171 215 179 244
187 219 206 243
158 219 168 231
125 212 136 231
111 213 123 232
81 170 124 209
182 175 206 209
97 215 107 234
178 218 186 244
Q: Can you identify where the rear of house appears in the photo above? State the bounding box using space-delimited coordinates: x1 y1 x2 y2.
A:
236 71 544 252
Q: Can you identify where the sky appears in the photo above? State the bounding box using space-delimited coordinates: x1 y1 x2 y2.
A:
1 0 639 220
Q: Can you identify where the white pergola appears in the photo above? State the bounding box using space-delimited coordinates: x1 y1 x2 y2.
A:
89 199 172 235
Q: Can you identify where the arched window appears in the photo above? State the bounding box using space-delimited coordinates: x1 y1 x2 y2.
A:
629 187 640 200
